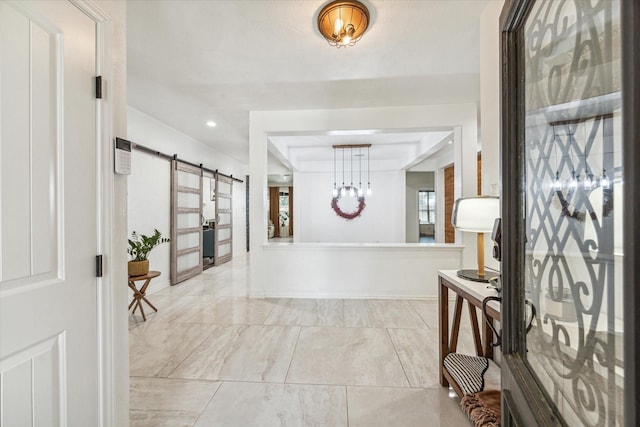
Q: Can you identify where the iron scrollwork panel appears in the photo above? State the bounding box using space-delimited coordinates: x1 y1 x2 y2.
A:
523 1 623 426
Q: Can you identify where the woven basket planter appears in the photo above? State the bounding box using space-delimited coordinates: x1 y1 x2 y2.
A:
128 260 149 277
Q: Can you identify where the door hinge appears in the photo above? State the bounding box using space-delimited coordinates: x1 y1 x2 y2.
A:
96 255 103 277
96 76 102 99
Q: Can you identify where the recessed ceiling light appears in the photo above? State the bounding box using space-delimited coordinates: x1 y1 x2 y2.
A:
206 121 216 127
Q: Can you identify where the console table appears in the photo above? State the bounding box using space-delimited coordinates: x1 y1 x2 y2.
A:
438 270 501 396
128 270 160 321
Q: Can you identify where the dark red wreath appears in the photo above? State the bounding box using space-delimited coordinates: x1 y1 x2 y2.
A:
331 186 366 220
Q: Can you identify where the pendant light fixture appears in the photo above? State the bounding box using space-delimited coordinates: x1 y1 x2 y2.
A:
358 147 364 197
600 169 610 189
332 144 371 199
349 147 355 197
332 148 338 196
317 0 370 48
341 148 346 197
553 171 562 191
367 145 372 196
551 125 562 191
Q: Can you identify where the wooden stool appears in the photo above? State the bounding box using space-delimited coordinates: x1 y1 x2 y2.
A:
128 271 160 321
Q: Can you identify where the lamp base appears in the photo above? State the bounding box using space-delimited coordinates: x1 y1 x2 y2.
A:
456 269 499 283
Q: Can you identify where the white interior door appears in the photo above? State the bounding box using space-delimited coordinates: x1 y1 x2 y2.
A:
0 2 99 425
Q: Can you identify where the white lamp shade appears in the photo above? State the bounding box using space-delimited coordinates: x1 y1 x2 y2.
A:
452 196 500 233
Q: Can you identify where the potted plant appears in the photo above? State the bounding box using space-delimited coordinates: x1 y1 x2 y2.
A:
127 229 170 276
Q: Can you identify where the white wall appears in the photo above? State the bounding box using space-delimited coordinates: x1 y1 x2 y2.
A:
480 0 504 271
264 244 464 299
296 171 405 243
405 172 435 243
127 151 171 290
250 104 479 297
128 107 247 178
433 144 455 243
127 107 248 293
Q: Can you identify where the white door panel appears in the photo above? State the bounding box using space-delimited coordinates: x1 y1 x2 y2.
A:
0 1 99 425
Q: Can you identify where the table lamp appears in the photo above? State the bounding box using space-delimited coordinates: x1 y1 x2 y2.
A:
452 196 500 283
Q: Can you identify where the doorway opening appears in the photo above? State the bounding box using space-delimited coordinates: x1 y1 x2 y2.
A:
418 190 436 243
268 183 294 242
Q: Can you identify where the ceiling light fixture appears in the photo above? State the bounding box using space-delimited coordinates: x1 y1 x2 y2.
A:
367 145 371 196
206 121 216 127
331 144 372 220
332 143 371 199
317 0 370 48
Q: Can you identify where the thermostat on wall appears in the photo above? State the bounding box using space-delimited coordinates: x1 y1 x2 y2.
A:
114 137 131 175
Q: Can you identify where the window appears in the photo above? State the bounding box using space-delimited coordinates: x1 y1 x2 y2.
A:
279 191 289 227
418 190 435 224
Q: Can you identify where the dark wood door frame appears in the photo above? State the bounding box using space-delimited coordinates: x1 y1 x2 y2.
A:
288 186 293 236
622 0 640 424
500 0 639 425
444 164 455 243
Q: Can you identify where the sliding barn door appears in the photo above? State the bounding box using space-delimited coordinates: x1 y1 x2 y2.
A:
214 174 233 265
170 160 203 284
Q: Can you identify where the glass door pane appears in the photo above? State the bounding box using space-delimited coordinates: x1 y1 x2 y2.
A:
522 1 623 425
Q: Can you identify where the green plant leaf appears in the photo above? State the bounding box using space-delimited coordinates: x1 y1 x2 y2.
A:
127 229 170 261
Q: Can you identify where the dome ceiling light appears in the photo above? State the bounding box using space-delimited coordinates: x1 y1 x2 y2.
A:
317 0 370 48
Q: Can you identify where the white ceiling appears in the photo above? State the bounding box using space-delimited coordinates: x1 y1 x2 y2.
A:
127 0 490 164
268 129 453 172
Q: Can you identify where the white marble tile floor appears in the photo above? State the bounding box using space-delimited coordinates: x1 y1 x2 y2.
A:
129 254 475 426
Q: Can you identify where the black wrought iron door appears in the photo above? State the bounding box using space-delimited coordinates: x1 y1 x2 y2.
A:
500 0 638 425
